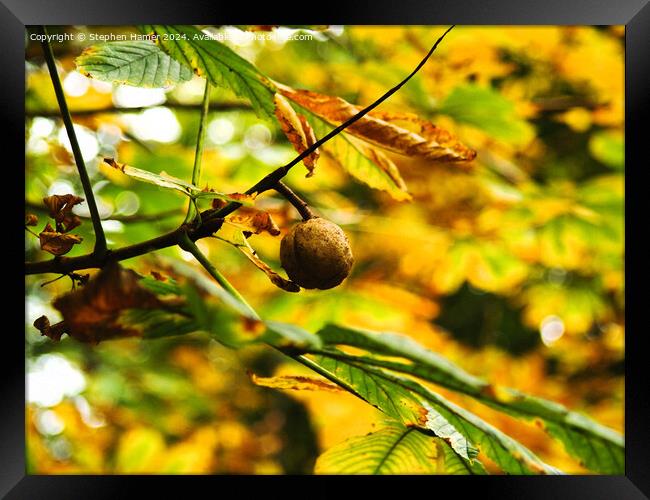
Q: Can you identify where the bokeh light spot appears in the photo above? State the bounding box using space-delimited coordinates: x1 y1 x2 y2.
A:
540 315 565 346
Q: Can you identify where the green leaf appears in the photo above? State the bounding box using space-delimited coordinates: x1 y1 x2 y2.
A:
139 276 183 296
263 321 323 351
179 283 216 332
438 434 489 475
308 354 560 474
75 41 193 88
103 158 253 205
589 131 624 169
161 258 258 320
121 275 232 341
120 309 199 339
438 84 534 146
317 324 486 393
140 264 257 347
139 25 276 119
317 323 624 473
299 107 411 201
315 421 486 474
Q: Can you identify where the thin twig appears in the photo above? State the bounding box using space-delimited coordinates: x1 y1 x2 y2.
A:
39 274 67 288
274 182 315 220
25 226 40 238
209 25 456 221
38 26 107 257
177 232 259 319
25 102 251 118
25 201 182 223
185 80 212 224
192 81 212 187
26 26 455 276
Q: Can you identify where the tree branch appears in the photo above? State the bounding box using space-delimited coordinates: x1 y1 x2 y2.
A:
208 24 456 221
25 216 225 275
39 26 107 257
26 26 455 276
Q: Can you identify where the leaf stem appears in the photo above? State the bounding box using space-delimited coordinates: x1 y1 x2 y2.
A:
25 227 40 238
210 25 456 220
25 102 250 118
26 27 455 276
274 182 315 220
185 80 212 224
177 231 259 320
192 80 211 187
38 26 107 258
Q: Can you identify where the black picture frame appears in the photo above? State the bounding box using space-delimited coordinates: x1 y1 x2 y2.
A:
6 0 648 497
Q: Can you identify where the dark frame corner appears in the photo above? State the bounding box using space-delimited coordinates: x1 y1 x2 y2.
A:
6 0 649 497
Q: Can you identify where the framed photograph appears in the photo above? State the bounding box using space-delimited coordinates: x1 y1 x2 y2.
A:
5 0 647 496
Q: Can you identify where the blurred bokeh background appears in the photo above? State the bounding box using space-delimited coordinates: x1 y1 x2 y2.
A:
25 25 624 474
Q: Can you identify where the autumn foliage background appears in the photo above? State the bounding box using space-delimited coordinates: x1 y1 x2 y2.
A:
25 26 624 474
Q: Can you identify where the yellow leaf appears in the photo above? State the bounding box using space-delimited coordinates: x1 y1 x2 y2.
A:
345 135 411 198
250 372 344 393
273 93 319 177
277 83 476 163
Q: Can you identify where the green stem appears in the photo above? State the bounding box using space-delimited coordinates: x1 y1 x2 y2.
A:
26 27 455 276
185 80 212 224
38 26 107 257
25 227 40 238
177 232 259 320
192 80 211 186
211 25 456 221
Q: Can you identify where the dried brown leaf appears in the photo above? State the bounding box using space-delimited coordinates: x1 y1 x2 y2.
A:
25 213 38 226
103 157 125 171
226 192 257 203
211 198 228 210
225 207 281 236
368 109 478 165
150 270 167 282
33 315 69 342
43 194 84 232
217 231 300 292
241 316 265 335
274 93 320 177
52 262 163 343
43 193 83 216
61 213 82 232
39 223 83 256
278 84 476 163
247 251 300 292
